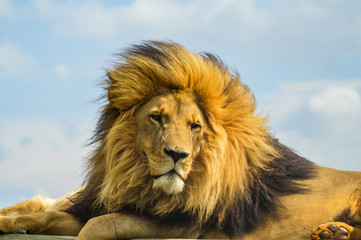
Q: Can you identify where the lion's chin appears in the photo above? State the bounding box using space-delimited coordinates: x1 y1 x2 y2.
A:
152 172 185 195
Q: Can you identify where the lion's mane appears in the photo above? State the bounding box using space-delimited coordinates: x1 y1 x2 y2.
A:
67 41 314 237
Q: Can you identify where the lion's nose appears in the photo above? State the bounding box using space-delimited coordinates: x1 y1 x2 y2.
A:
164 148 189 163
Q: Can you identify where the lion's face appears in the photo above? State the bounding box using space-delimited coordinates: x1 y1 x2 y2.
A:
136 91 205 195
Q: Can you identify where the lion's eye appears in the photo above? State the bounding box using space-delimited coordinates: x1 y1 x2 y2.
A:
150 114 162 124
190 123 201 131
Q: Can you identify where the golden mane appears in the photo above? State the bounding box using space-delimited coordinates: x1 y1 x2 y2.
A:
84 41 278 225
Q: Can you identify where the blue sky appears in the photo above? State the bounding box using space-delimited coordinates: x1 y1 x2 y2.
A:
1 0 361 207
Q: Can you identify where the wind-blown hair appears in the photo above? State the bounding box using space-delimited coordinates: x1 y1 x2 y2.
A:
67 41 314 237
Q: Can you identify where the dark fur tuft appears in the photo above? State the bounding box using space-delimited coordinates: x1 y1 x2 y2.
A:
334 208 361 228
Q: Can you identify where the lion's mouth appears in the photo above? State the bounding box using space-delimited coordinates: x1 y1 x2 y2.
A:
153 169 184 180
152 169 185 194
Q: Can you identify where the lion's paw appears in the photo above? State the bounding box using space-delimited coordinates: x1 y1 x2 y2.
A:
311 222 353 240
0 216 35 234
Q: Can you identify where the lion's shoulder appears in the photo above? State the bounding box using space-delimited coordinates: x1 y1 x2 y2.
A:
205 140 315 237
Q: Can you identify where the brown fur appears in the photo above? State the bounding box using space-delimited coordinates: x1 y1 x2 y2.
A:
1 41 361 239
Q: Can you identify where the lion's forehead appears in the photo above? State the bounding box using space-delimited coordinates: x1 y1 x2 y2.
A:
147 92 204 123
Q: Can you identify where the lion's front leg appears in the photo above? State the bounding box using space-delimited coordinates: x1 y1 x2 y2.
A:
77 213 202 240
0 195 54 217
0 211 83 236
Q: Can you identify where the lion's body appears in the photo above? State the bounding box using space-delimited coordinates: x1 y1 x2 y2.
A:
244 167 361 239
1 41 361 239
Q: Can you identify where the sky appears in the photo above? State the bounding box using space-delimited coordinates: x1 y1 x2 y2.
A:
0 0 361 208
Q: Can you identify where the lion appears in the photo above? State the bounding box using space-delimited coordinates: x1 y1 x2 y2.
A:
1 41 361 240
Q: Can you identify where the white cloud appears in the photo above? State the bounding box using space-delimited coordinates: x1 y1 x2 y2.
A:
0 117 92 204
3 0 360 68
14 0 357 75
0 43 38 81
28 0 272 45
259 80 361 171
309 86 361 117
3 0 360 51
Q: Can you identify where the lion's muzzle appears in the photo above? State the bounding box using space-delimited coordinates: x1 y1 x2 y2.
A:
150 148 190 195
152 169 185 195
